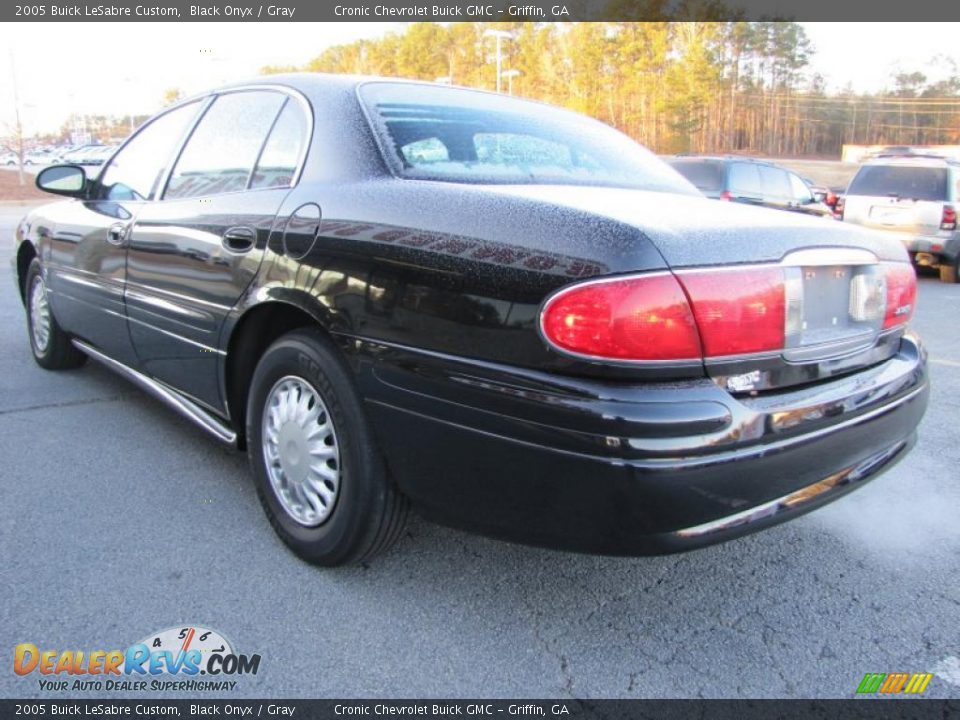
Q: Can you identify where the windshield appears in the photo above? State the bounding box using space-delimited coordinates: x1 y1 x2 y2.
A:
847 165 948 201
358 82 698 195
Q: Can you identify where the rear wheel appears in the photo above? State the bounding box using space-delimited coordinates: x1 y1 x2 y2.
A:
939 258 959 283
246 327 408 566
25 259 87 370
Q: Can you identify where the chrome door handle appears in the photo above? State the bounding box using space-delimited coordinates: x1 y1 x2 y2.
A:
107 222 129 246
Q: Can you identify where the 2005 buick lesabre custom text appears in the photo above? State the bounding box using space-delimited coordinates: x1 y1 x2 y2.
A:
13 75 928 566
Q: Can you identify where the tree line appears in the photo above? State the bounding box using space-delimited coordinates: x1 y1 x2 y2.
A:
263 22 960 157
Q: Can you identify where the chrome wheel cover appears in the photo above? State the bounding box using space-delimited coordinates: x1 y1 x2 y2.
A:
29 275 51 353
261 376 341 527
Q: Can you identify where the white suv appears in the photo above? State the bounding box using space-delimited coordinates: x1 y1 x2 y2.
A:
840 156 959 283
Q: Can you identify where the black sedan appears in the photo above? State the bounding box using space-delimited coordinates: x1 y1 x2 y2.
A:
14 75 928 566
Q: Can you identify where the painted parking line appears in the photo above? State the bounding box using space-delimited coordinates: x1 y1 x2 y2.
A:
930 357 960 368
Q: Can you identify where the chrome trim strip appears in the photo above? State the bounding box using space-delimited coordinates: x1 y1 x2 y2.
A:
72 339 236 445
674 439 907 539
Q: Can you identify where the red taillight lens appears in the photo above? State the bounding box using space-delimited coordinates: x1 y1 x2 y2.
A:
719 190 733 201
941 204 957 231
541 262 913 364
883 263 916 329
677 268 786 356
835 196 845 219
540 274 702 361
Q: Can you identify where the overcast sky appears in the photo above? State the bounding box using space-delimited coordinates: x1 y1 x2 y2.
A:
1 22 957 136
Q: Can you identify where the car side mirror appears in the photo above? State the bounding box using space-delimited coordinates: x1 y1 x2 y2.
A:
36 164 87 198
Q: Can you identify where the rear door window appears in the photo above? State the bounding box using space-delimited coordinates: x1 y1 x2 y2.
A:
757 166 792 200
165 91 286 200
847 166 948 201
728 163 763 197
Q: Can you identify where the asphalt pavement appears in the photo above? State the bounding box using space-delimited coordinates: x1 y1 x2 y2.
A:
1 201 958 699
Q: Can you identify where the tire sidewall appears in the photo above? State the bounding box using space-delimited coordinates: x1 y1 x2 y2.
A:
246 330 385 564
25 259 52 363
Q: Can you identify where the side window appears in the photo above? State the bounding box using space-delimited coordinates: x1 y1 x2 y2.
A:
249 100 308 190
758 166 792 200
728 163 763 197
789 173 814 203
97 102 200 201
165 91 286 200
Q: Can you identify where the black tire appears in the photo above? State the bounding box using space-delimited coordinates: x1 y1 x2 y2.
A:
939 258 959 284
246 327 409 566
24 259 87 370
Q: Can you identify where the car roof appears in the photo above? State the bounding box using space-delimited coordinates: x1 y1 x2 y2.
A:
668 156 787 169
861 155 958 168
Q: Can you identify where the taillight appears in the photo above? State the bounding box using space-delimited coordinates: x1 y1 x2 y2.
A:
540 262 916 363
941 204 957 231
539 274 702 361
676 268 786 356
883 264 916 329
834 196 845 219
719 190 733 201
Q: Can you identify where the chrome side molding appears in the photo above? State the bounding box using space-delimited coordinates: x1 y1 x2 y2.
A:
72 339 237 446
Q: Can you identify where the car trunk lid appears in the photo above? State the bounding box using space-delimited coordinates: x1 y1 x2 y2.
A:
486 185 914 392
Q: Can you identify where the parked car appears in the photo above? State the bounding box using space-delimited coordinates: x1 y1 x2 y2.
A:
59 144 106 164
839 156 960 282
23 149 56 166
1 151 17 166
14 75 928 566
666 156 835 218
74 145 117 166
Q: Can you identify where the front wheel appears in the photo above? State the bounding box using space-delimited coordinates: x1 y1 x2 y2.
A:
25 259 87 370
246 328 409 566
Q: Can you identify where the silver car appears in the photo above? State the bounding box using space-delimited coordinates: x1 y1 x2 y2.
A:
841 156 960 283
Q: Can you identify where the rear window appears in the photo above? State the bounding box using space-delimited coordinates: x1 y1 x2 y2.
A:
847 165 948 201
668 160 723 192
358 82 698 195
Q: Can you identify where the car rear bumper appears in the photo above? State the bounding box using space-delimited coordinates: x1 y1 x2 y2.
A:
357 333 928 555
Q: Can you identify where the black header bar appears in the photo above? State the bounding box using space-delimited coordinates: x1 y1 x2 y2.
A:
2 699 959 718
5 0 960 21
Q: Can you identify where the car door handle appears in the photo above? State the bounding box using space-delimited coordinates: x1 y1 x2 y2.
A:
107 222 129 246
222 226 256 253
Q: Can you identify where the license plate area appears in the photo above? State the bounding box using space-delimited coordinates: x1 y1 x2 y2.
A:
782 264 881 362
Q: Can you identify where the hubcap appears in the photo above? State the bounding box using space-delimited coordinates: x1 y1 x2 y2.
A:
261 376 340 527
29 275 51 353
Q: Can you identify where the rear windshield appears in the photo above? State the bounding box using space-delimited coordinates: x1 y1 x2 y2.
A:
847 165 948 201
667 160 724 192
358 82 698 195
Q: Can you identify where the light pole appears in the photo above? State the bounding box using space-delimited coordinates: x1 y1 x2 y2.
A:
500 69 520 96
483 29 513 94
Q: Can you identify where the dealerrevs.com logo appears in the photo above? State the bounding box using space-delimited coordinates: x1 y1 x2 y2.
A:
14 626 261 692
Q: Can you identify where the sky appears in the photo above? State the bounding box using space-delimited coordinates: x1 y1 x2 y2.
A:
1 22 958 137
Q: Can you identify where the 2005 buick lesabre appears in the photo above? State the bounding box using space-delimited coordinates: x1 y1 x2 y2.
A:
13 74 928 565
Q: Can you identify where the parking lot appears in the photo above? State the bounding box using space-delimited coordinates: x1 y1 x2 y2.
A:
0 199 958 699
